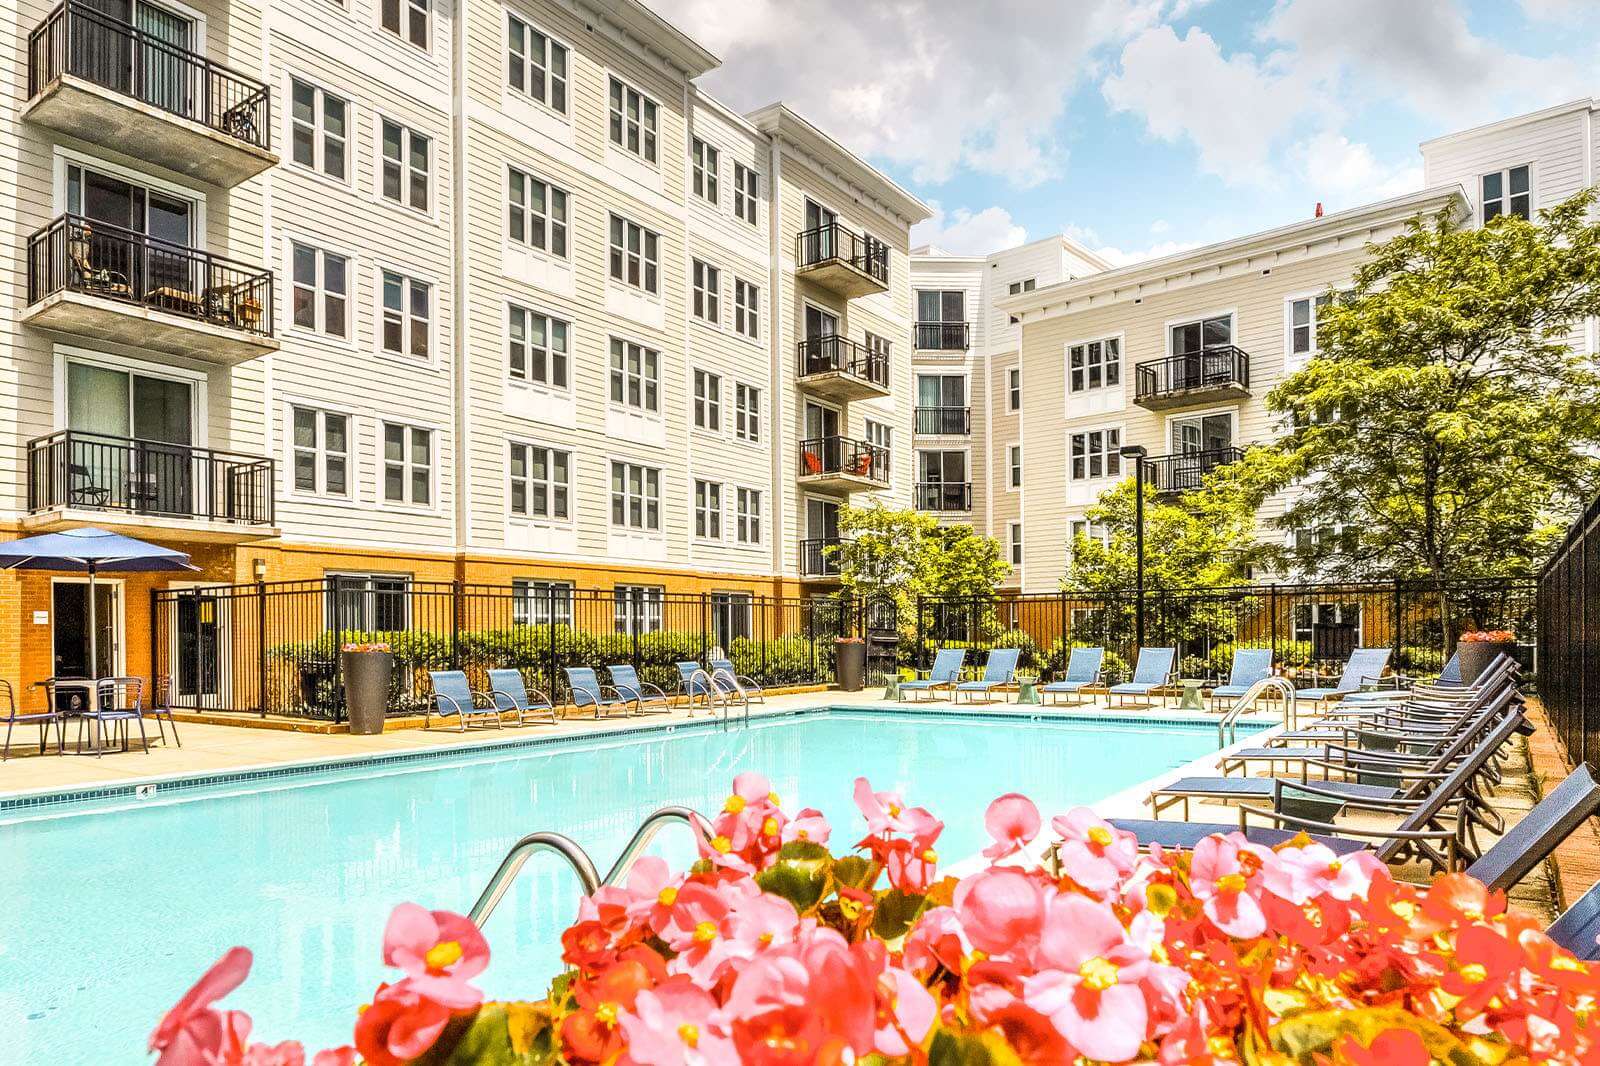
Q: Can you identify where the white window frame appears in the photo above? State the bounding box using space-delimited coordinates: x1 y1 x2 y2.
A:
1069 519 1111 559
1008 521 1023 566
1007 278 1037 295
506 166 570 259
734 382 761 443
1066 334 1122 394
376 267 432 364
1007 443 1022 491
380 421 435 508
692 138 719 204
733 162 758 225
1481 163 1532 224
326 572 412 631
288 403 352 499
733 277 759 341
377 116 430 214
614 584 663 634
610 461 661 532
865 419 893 477
505 12 569 115
692 259 721 324
1163 308 1237 358
507 440 572 522
608 214 660 295
607 75 658 164
513 579 574 625
694 478 723 540
609 337 659 414
507 303 570 391
736 486 762 546
1007 366 1021 412
1284 291 1332 366
1068 426 1123 482
693 368 722 432
287 240 353 343
287 76 350 184
379 0 430 51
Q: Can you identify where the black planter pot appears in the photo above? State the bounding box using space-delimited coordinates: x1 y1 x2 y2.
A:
835 642 866 691
341 650 394 734
1458 640 1515 684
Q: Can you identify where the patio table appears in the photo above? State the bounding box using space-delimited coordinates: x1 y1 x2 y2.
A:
1177 678 1207 712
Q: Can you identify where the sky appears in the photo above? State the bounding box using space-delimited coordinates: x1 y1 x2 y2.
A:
647 0 1599 265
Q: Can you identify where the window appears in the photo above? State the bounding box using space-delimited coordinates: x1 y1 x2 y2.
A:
1069 520 1110 558
291 243 349 338
1007 278 1036 295
507 306 570 388
1171 314 1232 354
711 592 752 645
865 332 892 368
1008 522 1023 566
693 369 721 430
291 406 348 496
506 15 567 113
615 585 663 634
1007 368 1021 411
735 383 761 443
610 462 660 531
1069 428 1122 481
327 573 410 631
508 443 570 520
608 215 659 294
512 579 573 625
736 488 761 544
380 271 430 360
380 120 429 211
692 139 719 204
1288 294 1332 357
865 419 893 476
916 289 965 322
734 279 759 340
382 423 432 505
1294 526 1359 557
733 163 758 225
1482 165 1531 222
609 339 659 413
1293 602 1362 655
608 77 657 163
382 0 428 49
692 260 720 323
1008 444 1022 489
694 479 722 539
507 169 569 257
290 79 348 181
1068 337 1121 393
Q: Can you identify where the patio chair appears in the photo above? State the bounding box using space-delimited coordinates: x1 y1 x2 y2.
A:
67 223 132 297
953 648 1020 704
486 668 556 725
1 678 63 761
1342 651 1462 704
425 670 504 731
607 665 672 713
149 675 181 748
1295 647 1393 704
1459 764 1600 892
676 661 717 713
1548 879 1600 961
86 677 150 756
565 666 635 718
1039 647 1104 706
1108 647 1176 707
897 648 966 702
1207 648 1274 710
709 658 765 704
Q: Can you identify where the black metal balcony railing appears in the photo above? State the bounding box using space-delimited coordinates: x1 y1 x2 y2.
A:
914 482 973 512
796 335 890 389
798 436 890 484
1144 447 1245 494
914 406 970 435
1134 346 1250 402
28 430 275 525
28 214 274 336
800 537 844 577
915 321 970 350
795 223 889 284
29 0 272 149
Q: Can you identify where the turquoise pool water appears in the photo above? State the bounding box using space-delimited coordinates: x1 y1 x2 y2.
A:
0 709 1232 1064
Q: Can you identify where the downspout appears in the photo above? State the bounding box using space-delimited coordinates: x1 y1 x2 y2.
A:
682 80 695 580
451 0 473 559
767 138 785 584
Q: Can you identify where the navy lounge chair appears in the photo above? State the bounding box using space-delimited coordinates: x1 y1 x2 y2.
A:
427 670 504 731
1208 648 1274 710
677 661 716 707
487 668 556 725
953 648 1020 704
1108 647 1175 707
608 664 671 713
898 648 967 702
1040 647 1104 705
565 667 634 718
710 658 765 703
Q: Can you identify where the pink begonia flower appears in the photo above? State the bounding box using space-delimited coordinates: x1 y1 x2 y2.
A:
780 807 831 847
852 776 940 837
701 775 788 875
310 1050 356 1066
381 903 488 1009
982 793 1041 860
354 982 453 1066
902 905 970 977
885 839 940 893
1023 894 1153 1063
149 946 255 1066
723 892 802 959
952 867 1045 957
1189 833 1270 939
241 1041 304 1066
873 965 937 1056
1261 842 1387 904
622 855 687 935
1051 808 1138 894
620 977 739 1066
663 881 738 985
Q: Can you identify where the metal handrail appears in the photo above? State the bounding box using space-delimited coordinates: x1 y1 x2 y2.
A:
600 806 715 887
685 668 723 716
1218 675 1296 747
711 668 751 727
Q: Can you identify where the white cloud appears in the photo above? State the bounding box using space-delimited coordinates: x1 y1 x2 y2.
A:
1288 132 1423 204
1149 219 1170 234
1063 224 1199 267
911 203 1028 257
1516 0 1582 18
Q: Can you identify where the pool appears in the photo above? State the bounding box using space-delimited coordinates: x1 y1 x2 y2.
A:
0 708 1240 1063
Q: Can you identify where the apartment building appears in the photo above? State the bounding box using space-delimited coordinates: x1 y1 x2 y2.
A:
0 0 926 696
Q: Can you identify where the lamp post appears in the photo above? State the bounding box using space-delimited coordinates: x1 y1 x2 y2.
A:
1119 444 1149 650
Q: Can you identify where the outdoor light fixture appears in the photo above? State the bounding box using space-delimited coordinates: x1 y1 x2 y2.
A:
1118 445 1150 649
253 558 268 582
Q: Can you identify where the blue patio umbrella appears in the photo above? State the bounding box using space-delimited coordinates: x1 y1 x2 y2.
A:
0 528 196 681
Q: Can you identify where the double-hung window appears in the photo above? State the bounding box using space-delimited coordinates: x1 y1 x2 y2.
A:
1482 164 1531 222
508 443 570 520
692 260 720 323
506 15 568 113
608 77 657 163
693 369 721 430
291 406 348 496
380 271 430 360
507 306 569 388
1288 294 1332 358
290 78 347 180
1007 368 1021 411
609 215 659 294
507 169 568 257
382 0 429 49
1008 444 1022 489
694 479 722 539
1068 337 1120 393
1069 428 1122 481
736 488 762 545
734 279 759 340
327 573 410 631
380 120 429 211
735 383 760 443
733 163 758 225
512 579 573 625
609 339 659 413
692 139 719 203
1008 523 1023 566
383 423 432 505
291 243 349 338
610 462 660 531
865 419 893 476
614 585 663 634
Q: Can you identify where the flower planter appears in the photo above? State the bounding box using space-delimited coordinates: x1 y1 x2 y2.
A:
1458 638 1515 683
835 641 866 691
341 649 393 734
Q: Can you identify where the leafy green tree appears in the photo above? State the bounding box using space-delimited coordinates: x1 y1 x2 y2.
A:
834 502 1010 632
1251 189 1600 584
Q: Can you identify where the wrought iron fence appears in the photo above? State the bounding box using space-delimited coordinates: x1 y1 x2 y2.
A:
795 223 889 284
1539 493 1600 769
1134 346 1250 401
796 335 890 388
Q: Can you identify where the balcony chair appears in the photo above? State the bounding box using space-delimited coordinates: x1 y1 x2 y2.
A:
67 225 132 298
67 462 111 507
486 668 556 725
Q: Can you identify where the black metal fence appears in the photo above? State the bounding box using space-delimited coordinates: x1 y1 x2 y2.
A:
796 335 890 388
795 223 889 284
28 430 275 525
1134 346 1250 401
1539 494 1600 769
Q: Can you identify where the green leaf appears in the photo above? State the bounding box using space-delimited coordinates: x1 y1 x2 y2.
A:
408 1003 559 1065
756 853 830 914
832 855 874 891
870 888 927 940
1268 1005 1509 1065
928 1028 1023 1066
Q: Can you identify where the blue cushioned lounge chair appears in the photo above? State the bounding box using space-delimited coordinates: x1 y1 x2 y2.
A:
427 670 504 731
1296 647 1393 705
486 668 556 725
1040 647 1104 706
565 667 634 718
897 648 966 702
1108 647 1176 707
1342 651 1461 704
608 664 671 713
710 658 765 704
954 648 1019 704
1208 648 1274 710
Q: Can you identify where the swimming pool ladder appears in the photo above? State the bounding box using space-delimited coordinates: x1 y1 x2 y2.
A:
684 667 750 728
1217 676 1296 747
468 805 714 928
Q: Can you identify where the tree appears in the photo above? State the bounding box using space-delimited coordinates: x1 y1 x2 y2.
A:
1250 189 1600 585
834 502 1010 632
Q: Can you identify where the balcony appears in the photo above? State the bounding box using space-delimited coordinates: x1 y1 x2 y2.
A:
25 1 276 187
25 430 278 542
25 214 277 364
915 321 970 351
1133 347 1250 410
795 223 889 298
914 406 970 435
1144 447 1245 495
915 482 972 512
796 335 890 401
800 537 844 579
798 436 890 493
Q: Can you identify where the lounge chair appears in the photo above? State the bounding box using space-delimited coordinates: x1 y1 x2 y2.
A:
486 668 556 725
1341 651 1461 703
607 665 672 713
677 661 717 711
1549 879 1600 960
1207 648 1274 710
1459 764 1600 891
426 670 504 731
897 648 966 702
710 658 765 704
1040 647 1104 706
1108 647 1176 707
953 648 1020 704
1 679 63 760
1295 647 1393 705
566 667 635 718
